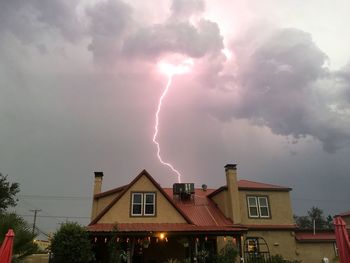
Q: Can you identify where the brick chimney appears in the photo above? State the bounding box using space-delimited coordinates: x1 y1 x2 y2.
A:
91 172 103 220
93 172 103 195
225 164 241 224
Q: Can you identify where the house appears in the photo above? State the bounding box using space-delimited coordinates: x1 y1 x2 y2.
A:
87 164 338 263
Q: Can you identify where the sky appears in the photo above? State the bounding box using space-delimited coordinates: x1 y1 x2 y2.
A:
1 0 350 238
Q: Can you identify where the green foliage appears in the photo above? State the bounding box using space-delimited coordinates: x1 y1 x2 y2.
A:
0 213 38 262
0 174 19 213
294 206 333 230
214 243 238 263
50 222 94 263
271 254 301 263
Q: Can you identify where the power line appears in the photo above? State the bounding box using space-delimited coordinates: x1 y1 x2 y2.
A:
19 194 90 200
19 214 90 219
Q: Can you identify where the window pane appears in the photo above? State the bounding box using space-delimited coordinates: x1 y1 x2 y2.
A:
249 207 258 217
133 204 142 215
258 197 267 206
133 194 142 203
145 194 154 204
248 197 257 206
145 204 154 215
260 207 269 217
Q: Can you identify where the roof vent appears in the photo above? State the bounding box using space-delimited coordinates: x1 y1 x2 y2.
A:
201 184 207 191
173 183 194 200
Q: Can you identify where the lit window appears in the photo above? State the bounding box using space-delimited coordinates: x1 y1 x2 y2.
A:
247 196 270 218
131 193 156 216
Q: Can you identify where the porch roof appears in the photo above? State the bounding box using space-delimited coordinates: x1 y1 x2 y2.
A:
87 223 246 234
295 231 336 243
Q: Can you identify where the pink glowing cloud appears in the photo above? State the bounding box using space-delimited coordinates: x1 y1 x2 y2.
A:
152 58 193 183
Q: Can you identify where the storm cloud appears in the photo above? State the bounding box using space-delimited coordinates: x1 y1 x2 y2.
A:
0 0 350 237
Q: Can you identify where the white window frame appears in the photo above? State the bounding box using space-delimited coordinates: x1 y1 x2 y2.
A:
258 196 270 218
143 193 156 216
131 192 156 216
131 193 143 216
247 196 270 218
247 196 259 218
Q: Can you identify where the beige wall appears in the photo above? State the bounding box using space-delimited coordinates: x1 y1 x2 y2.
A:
243 231 339 263
97 175 187 224
211 190 230 219
23 254 49 263
244 231 296 260
296 242 339 263
239 190 294 225
91 191 121 220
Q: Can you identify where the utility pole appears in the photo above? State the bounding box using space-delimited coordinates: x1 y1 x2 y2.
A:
30 209 41 236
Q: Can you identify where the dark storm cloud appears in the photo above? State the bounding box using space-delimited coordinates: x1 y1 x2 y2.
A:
123 19 223 59
86 0 133 64
0 0 81 43
170 0 205 20
85 0 223 64
212 28 350 152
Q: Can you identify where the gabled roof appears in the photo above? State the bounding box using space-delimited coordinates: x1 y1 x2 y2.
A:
295 231 336 243
337 210 350 217
94 185 127 199
89 170 193 225
163 188 236 226
208 179 291 198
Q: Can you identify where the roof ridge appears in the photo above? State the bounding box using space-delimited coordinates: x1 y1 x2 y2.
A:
89 170 193 225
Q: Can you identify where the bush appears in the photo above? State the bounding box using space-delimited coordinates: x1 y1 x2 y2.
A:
214 243 239 263
271 254 301 263
50 222 94 263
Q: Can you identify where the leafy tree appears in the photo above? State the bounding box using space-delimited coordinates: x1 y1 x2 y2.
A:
0 213 38 262
294 206 333 230
0 173 19 213
50 222 94 263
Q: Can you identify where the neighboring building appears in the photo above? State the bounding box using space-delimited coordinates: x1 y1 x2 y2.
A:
87 164 338 263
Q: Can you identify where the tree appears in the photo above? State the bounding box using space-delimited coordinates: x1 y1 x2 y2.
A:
294 206 333 230
50 222 94 263
0 213 38 262
0 173 19 213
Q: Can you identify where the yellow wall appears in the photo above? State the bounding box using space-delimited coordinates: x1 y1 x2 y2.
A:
239 190 294 225
91 191 122 220
97 175 187 224
211 190 230 219
296 242 339 263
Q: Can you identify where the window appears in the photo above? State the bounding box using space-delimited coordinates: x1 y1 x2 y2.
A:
131 192 156 216
247 196 270 218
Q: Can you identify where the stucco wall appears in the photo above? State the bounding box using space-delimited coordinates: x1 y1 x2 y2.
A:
296 242 339 263
97 175 187 223
239 190 294 225
92 191 121 219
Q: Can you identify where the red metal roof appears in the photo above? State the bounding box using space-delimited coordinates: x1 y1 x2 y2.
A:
338 210 350 217
295 232 336 242
87 223 245 233
163 188 234 226
238 180 291 191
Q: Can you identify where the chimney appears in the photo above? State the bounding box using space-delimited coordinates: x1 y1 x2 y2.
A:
93 172 103 195
225 164 241 224
91 172 103 220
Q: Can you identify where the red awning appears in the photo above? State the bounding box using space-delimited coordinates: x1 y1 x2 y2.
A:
0 229 15 263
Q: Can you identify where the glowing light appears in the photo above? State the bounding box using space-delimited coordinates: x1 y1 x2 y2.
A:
222 48 232 60
153 58 193 183
159 233 165 240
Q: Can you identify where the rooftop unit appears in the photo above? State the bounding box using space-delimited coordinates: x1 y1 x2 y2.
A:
173 183 195 201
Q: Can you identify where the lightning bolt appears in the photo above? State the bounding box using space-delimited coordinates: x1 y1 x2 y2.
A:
152 73 182 183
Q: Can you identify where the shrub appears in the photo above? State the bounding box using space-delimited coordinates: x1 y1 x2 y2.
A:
50 222 94 263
